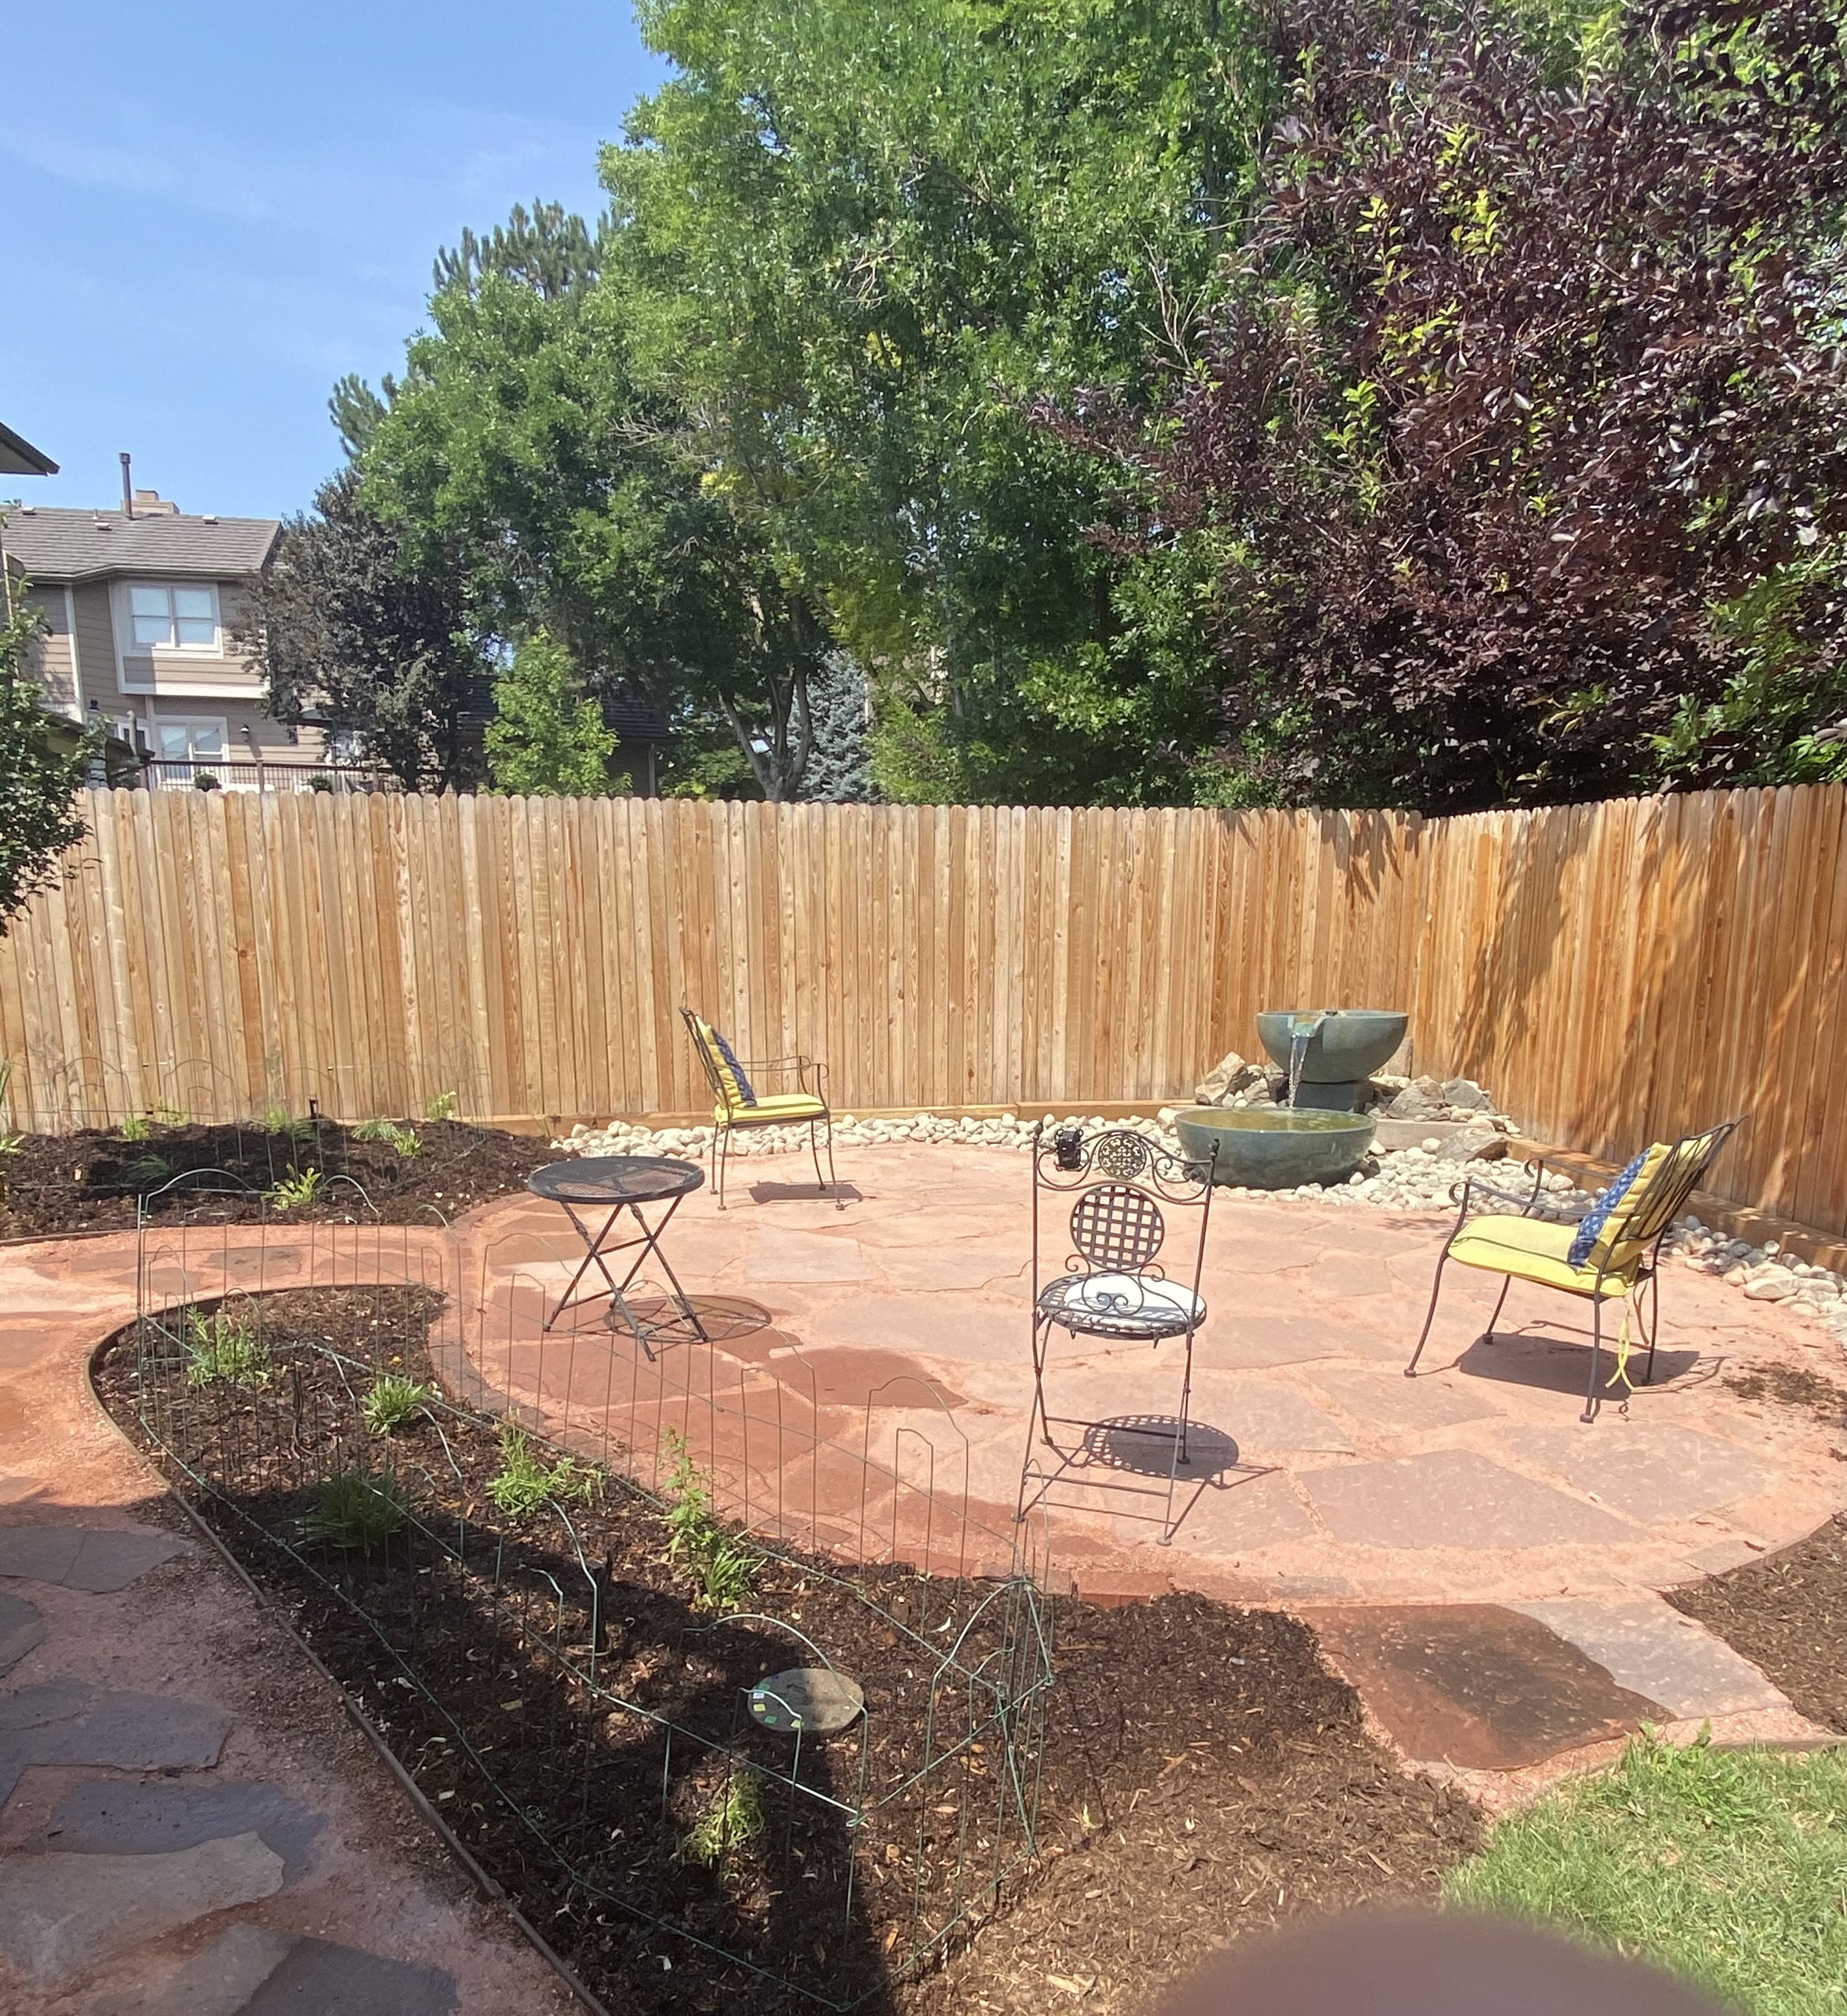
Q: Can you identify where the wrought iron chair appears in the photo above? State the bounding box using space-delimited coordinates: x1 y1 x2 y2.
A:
679 1007 840 1210
1405 1117 1743 1422
1019 1123 1219 1543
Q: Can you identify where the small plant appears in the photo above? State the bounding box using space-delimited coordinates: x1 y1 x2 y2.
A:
267 1166 324 1211
183 1309 271 1389
362 1373 432 1435
192 770 221 792
682 1764 763 1869
307 772 336 793
300 1469 409 1551
662 1430 756 1612
123 1152 175 1189
353 1117 422 1157
487 1426 600 1518
120 1113 154 1142
261 1104 316 1142
423 1090 459 1122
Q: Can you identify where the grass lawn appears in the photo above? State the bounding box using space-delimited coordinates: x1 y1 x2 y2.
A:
1446 1735 1847 2016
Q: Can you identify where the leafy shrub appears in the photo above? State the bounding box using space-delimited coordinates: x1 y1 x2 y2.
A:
487 1427 600 1518
119 1114 153 1142
682 1764 763 1869
301 1470 409 1551
267 1166 324 1211
663 1430 755 1612
362 1373 432 1434
262 1105 316 1142
183 1309 271 1389
353 1117 422 1157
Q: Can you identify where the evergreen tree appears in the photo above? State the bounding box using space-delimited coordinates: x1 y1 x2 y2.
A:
799 652 878 803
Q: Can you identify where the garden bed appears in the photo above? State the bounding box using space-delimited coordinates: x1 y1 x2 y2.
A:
2 1117 557 1236
94 1286 1478 2014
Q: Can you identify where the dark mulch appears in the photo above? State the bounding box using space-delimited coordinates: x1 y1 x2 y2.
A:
1 1119 558 1236
94 1287 1480 2015
1722 1362 1847 1439
1669 1514 1847 1736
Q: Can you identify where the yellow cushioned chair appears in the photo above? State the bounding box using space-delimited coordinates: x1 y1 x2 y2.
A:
1404 1119 1742 1422
679 1007 840 1210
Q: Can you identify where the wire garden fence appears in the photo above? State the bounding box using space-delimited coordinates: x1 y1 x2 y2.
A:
104 1181 1055 2010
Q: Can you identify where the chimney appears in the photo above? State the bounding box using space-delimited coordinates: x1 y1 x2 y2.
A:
120 451 133 516
131 490 178 516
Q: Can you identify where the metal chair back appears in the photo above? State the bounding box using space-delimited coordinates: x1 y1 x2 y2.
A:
1606 1116 1743 1260
1069 1183 1167 1273
680 1007 734 1111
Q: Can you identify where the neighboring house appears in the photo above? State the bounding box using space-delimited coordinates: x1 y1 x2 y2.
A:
0 489 325 779
602 690 674 798
0 418 58 477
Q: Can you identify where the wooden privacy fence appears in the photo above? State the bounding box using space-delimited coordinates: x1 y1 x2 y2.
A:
2 784 1843 1235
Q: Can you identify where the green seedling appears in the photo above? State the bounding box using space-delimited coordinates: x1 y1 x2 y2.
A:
682 1764 763 1869
123 1153 175 1189
353 1118 423 1158
300 1470 409 1551
423 1090 458 1122
362 1373 433 1435
267 1166 324 1211
262 1105 316 1142
487 1427 601 1518
183 1309 271 1389
662 1430 756 1612
120 1113 154 1142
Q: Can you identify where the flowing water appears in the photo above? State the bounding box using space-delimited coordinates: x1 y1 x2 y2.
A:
1286 1011 1328 1109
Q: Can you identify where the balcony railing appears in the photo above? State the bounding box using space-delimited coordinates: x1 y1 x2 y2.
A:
139 759 397 795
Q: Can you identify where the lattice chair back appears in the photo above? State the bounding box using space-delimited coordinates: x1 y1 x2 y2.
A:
1069 1183 1167 1273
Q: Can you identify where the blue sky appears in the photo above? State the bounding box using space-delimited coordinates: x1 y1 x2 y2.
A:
2 2 665 519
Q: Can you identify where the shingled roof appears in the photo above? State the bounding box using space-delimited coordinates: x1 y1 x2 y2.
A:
0 505 278 582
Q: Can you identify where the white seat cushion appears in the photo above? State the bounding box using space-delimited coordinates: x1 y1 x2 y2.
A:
1039 1271 1205 1338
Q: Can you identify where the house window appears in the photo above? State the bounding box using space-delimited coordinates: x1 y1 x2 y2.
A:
129 583 219 651
155 717 227 761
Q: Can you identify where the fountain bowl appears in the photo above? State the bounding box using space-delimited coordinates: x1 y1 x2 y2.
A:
1256 1009 1408 1085
1175 1107 1377 1190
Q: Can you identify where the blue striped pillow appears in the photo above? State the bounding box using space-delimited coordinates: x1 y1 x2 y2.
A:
1567 1150 1648 1269
711 1026 757 1108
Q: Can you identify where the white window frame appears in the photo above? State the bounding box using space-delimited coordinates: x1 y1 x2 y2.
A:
125 580 220 652
151 715 230 763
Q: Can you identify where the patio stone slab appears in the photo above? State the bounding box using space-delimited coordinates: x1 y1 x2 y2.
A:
1308 1602 1667 1768
1302 1364 1504 1433
48 1779 326 1884
740 1232 869 1283
818 1291 1024 1362
89 1922 295 2016
0 1832 284 1982
1513 1596 1790 1719
0 1588 45 1673
0 1682 233 1804
0 1320 62 1371
0 1522 189 1591
1514 1423 1779 1524
1303 1448 1634 1550
770 1345 967 1410
240 1933 461 2015
1206 1379 1354 1454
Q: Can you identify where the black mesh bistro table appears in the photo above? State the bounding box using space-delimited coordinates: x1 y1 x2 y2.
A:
526 1156 709 1356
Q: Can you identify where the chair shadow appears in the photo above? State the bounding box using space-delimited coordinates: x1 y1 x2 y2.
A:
748 1181 866 1205
1079 1415 1241 1480
1451 1328 1708 1398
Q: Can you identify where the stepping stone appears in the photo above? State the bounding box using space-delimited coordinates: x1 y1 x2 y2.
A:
1514 1423 1777 1524
49 1779 325 1883
89 1922 295 2016
241 1934 460 2015
0 1682 231 1804
0 1522 189 1591
0 1588 45 1673
1514 1596 1791 1720
741 1232 869 1283
0 1832 284 1982
1308 1602 1668 1768
1303 1447 1633 1550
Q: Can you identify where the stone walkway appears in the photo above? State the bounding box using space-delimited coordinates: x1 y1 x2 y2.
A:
0 1247 574 2016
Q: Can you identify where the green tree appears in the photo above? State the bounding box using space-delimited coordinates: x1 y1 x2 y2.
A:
800 651 878 802
484 631 622 795
239 467 486 792
0 587 87 929
603 0 1271 803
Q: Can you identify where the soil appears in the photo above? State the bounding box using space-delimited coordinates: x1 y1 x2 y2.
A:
1 1119 559 1236
1669 1514 1847 1737
1723 1362 1847 1439
93 1287 1481 2016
